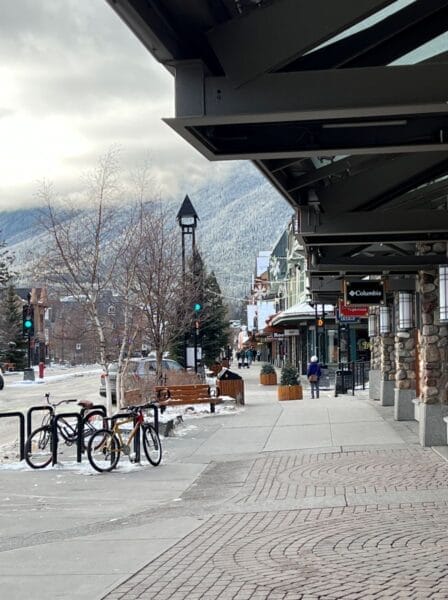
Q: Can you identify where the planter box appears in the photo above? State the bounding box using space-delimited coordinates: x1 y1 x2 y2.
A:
260 373 277 385
278 385 303 401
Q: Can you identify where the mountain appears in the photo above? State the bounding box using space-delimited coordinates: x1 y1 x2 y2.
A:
0 163 293 300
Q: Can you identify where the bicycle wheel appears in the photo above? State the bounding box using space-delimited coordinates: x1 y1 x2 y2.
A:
25 426 52 469
142 424 162 466
87 429 120 473
81 411 106 450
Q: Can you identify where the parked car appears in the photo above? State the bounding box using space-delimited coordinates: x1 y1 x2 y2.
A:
99 357 183 402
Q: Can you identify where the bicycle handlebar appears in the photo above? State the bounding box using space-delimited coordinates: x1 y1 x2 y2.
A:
44 393 79 408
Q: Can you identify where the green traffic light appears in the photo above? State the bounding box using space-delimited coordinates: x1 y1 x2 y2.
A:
194 303 201 312
24 319 32 329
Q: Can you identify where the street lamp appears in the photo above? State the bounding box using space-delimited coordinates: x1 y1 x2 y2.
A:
177 195 199 369
398 292 414 330
379 306 391 335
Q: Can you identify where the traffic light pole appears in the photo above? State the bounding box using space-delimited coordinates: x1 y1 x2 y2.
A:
23 293 35 381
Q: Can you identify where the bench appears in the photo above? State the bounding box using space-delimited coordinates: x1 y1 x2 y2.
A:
3 362 15 372
155 384 223 413
123 388 144 406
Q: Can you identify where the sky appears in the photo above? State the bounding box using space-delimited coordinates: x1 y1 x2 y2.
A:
0 0 233 210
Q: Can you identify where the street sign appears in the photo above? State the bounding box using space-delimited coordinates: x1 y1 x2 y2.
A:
345 281 384 305
337 314 360 323
338 300 369 317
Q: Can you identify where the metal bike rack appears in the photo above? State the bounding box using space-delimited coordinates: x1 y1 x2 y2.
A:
147 404 159 435
26 405 54 437
0 412 25 461
79 405 107 420
52 413 83 466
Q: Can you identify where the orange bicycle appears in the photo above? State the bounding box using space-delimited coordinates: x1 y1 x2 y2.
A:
86 404 161 473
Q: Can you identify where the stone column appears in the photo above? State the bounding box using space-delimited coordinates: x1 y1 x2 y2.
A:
417 242 448 446
369 307 381 401
380 332 395 406
394 292 417 420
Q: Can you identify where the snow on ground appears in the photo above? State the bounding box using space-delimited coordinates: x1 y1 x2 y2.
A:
0 396 244 471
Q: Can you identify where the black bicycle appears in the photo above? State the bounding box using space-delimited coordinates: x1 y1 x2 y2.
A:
25 393 105 469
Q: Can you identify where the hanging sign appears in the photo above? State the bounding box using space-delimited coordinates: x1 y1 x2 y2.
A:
345 281 384 305
338 300 369 317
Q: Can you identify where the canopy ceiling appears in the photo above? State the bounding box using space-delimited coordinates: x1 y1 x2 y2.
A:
107 0 448 302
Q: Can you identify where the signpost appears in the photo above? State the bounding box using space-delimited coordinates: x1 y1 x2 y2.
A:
345 281 384 305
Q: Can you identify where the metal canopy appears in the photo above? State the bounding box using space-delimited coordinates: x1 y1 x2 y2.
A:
106 0 448 293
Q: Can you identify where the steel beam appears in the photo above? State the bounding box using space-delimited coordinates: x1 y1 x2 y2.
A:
168 65 448 159
316 153 448 213
300 209 448 238
174 64 448 120
207 0 396 87
311 255 446 273
283 0 448 71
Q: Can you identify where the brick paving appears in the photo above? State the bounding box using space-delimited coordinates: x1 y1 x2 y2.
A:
231 447 448 503
102 445 448 599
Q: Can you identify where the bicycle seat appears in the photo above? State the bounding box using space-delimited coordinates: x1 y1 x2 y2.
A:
78 400 94 408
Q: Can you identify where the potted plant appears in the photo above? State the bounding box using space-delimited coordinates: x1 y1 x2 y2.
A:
278 363 302 400
260 363 277 385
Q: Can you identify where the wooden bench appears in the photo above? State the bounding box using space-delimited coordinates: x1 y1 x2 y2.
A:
123 388 144 406
155 384 223 413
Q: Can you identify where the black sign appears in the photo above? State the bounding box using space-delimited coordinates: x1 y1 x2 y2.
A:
345 281 384 305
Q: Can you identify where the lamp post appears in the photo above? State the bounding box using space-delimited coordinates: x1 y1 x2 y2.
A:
177 195 199 369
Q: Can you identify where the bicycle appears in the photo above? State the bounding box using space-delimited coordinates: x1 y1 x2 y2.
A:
86 403 162 473
25 393 106 469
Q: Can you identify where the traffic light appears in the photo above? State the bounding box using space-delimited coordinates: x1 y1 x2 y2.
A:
22 306 34 336
316 318 325 328
193 302 202 312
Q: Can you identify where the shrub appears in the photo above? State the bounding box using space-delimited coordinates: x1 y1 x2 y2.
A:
280 363 300 386
260 363 276 375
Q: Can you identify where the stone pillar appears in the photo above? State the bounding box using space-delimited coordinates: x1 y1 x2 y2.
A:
369 308 381 401
394 291 417 420
417 242 448 446
380 332 395 406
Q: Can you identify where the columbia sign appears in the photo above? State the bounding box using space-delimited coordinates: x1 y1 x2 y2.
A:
345 281 384 305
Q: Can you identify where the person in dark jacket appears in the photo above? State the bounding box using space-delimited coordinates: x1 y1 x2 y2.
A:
307 355 322 399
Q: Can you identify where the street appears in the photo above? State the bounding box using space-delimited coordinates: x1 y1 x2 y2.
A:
0 365 102 452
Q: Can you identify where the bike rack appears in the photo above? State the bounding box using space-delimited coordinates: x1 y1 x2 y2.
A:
79 405 107 420
26 405 54 438
0 412 25 461
52 413 83 466
147 404 159 435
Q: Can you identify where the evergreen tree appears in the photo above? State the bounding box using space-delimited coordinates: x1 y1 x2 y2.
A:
201 271 229 365
0 285 27 369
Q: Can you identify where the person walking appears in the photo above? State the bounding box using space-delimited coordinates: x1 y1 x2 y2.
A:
307 355 321 399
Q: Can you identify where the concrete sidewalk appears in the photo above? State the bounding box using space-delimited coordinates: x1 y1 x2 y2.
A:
2 363 447 599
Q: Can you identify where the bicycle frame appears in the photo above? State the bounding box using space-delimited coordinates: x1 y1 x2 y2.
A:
112 412 144 454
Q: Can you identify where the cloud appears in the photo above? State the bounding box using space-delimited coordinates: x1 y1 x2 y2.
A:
0 0 215 209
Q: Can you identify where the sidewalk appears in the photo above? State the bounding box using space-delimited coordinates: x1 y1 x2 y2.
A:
2 363 448 599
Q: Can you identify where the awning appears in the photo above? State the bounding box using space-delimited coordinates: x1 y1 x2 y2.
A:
272 302 334 326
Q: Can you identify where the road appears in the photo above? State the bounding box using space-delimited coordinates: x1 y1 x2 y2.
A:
0 365 102 453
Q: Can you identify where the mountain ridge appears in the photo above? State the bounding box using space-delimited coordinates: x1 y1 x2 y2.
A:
0 163 293 299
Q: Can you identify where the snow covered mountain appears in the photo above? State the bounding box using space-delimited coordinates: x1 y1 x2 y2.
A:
0 163 293 300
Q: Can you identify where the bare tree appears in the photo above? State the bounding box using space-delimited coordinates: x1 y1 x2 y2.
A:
36 149 138 414
133 205 191 385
